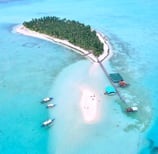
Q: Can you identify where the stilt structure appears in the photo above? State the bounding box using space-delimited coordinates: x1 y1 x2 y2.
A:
98 60 127 104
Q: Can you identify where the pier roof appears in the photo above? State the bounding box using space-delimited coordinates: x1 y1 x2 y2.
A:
105 86 116 94
109 73 123 83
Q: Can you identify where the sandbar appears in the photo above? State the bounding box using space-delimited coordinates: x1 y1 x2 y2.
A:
80 87 100 123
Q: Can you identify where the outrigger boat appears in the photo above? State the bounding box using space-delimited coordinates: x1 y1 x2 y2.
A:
41 97 53 103
126 107 138 112
41 118 55 127
46 103 56 108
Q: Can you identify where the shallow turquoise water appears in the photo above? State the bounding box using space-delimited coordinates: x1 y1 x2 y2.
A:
0 0 158 154
0 22 84 153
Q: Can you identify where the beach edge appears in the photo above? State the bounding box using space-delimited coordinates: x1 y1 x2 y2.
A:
14 24 113 63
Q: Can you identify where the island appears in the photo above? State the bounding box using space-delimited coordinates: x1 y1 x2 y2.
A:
23 16 104 57
14 16 113 123
15 16 112 63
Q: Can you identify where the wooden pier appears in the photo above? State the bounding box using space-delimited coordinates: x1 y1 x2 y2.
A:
98 60 127 104
95 32 127 104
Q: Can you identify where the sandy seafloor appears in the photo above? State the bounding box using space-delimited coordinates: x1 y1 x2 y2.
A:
0 0 158 154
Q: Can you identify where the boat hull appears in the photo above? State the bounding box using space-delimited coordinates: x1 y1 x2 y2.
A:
41 118 55 127
41 97 53 103
46 104 56 108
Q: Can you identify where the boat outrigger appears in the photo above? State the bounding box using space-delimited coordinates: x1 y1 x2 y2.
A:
41 118 55 127
41 97 53 103
126 107 138 112
46 103 56 108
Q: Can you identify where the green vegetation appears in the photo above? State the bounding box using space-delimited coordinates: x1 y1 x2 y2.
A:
23 16 104 56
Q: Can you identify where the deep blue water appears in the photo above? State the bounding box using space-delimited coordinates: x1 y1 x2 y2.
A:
0 0 158 153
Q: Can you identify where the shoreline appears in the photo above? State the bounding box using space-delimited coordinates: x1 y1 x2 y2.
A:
14 24 113 123
14 25 113 63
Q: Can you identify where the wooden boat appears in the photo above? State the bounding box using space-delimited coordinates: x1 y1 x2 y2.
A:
41 118 55 127
41 97 53 103
126 107 138 112
46 103 56 108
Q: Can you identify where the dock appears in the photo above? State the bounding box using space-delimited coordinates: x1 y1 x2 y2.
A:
98 61 127 104
95 32 129 105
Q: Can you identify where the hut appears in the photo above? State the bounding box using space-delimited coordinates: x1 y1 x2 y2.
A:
109 73 123 83
118 80 129 87
104 86 116 95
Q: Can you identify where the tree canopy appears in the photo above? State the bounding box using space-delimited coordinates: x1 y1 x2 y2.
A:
23 16 104 56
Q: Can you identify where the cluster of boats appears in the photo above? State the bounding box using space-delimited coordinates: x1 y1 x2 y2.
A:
41 97 56 108
41 97 56 127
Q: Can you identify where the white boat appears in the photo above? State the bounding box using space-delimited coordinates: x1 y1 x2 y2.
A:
46 103 56 108
41 97 53 103
41 118 55 127
126 106 138 112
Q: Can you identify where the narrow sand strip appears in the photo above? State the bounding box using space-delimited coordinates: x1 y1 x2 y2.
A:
14 25 112 63
80 88 99 123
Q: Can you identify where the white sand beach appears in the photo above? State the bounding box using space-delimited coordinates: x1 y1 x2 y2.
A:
80 88 99 123
14 25 113 63
14 25 112 123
